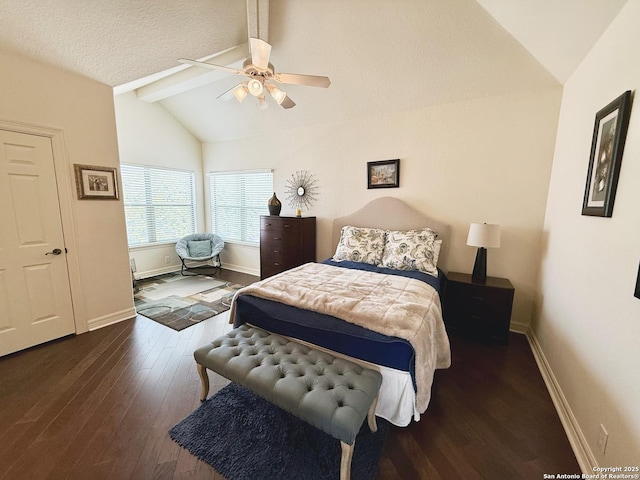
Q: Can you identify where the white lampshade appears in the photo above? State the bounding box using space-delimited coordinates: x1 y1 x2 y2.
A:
467 223 501 248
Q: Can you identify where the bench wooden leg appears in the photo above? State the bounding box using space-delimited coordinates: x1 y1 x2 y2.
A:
196 364 209 401
340 441 354 480
367 395 378 432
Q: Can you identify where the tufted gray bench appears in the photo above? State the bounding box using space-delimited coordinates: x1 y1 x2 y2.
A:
194 324 383 480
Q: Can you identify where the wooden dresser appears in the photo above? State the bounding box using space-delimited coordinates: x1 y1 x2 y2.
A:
260 216 316 279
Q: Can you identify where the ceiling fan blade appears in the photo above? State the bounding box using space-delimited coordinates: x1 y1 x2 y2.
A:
178 58 246 76
280 96 296 109
249 38 272 70
273 72 331 88
216 85 237 101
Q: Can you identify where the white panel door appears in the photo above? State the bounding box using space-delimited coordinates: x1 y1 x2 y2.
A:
0 130 75 356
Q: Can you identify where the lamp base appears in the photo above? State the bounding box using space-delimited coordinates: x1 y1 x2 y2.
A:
472 247 487 283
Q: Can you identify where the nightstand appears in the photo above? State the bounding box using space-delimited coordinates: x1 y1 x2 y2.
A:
443 272 514 344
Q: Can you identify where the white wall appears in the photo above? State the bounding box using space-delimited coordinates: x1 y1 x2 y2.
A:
204 87 562 328
114 92 204 278
0 49 134 332
534 0 640 468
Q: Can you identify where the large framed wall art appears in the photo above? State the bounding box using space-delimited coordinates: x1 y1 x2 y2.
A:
581 90 633 217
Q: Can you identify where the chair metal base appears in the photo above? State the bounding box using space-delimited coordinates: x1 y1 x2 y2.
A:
179 255 221 276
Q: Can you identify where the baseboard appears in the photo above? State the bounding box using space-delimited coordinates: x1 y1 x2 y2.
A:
509 321 529 335
135 264 259 279
87 307 137 331
524 328 596 473
220 262 260 277
135 265 180 280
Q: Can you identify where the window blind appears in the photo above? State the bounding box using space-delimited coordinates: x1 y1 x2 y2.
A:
121 164 196 247
209 170 272 245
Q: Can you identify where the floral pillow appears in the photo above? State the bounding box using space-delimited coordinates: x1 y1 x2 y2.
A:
332 226 386 265
380 228 440 277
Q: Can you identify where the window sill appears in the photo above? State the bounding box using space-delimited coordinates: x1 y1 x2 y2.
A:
129 242 177 251
128 240 259 251
222 240 259 249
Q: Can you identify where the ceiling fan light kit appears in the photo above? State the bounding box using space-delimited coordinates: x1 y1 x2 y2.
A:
266 84 286 104
257 95 268 110
232 84 249 103
247 78 264 96
178 37 330 110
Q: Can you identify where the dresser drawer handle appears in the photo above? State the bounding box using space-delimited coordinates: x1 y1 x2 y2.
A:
265 223 272 226
273 250 280 254
283 224 292 228
273 237 281 240
273 262 280 266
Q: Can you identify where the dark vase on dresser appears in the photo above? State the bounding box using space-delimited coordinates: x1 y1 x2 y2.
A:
267 192 282 216
260 216 316 279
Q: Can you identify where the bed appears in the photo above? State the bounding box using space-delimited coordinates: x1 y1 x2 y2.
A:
229 197 451 427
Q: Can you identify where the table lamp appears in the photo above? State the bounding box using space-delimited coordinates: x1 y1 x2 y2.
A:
466 223 500 283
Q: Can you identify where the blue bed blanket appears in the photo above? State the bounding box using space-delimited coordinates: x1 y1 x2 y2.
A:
232 261 446 387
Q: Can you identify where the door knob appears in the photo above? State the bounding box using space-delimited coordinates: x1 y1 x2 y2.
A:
45 248 62 256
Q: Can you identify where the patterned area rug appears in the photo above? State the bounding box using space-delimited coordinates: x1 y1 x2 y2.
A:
169 383 389 480
134 273 244 331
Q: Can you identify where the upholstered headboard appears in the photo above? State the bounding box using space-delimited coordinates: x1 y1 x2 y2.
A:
331 197 451 273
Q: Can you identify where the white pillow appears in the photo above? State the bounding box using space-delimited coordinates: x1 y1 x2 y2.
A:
380 228 440 277
332 226 386 265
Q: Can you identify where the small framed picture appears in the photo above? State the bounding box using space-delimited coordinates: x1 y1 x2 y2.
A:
367 159 400 189
582 91 633 217
74 164 119 200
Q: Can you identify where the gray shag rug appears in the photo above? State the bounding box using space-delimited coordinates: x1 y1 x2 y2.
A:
169 383 389 480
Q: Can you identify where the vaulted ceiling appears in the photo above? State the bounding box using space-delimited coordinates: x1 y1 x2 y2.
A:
0 0 629 142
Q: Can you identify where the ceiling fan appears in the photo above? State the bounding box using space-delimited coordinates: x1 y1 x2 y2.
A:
178 38 330 110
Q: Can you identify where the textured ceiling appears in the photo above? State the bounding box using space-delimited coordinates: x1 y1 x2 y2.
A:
160 0 559 142
0 0 247 86
0 0 629 142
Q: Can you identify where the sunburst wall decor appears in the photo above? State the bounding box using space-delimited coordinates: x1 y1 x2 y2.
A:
285 170 319 215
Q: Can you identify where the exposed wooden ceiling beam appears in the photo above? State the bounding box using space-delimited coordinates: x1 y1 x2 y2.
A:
134 44 249 103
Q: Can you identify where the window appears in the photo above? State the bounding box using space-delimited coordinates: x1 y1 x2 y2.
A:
209 170 272 245
121 164 196 247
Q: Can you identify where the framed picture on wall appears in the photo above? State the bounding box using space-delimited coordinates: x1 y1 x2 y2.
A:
581 90 633 217
367 159 400 189
74 164 119 200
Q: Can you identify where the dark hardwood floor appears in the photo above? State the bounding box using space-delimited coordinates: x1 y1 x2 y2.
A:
378 334 581 479
0 269 580 480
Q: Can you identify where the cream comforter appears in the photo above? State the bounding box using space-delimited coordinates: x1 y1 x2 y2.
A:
229 262 451 413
